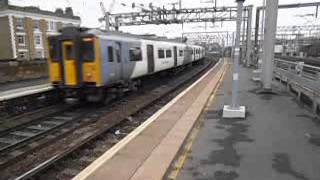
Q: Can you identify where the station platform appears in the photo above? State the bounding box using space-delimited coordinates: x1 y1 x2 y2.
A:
176 62 320 180
74 59 227 180
0 83 52 101
74 58 320 180
0 77 48 92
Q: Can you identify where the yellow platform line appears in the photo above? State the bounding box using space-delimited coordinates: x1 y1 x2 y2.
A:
167 60 229 180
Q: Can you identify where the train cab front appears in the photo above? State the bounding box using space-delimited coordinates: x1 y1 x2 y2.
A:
48 36 62 87
47 27 102 98
80 36 101 88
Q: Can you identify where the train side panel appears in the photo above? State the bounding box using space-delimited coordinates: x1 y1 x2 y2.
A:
153 42 175 72
129 41 148 79
98 38 122 85
123 41 147 80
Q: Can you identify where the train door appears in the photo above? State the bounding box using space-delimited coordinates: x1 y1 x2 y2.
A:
106 41 118 83
193 48 196 61
173 46 177 67
114 42 122 81
62 41 77 86
147 44 154 73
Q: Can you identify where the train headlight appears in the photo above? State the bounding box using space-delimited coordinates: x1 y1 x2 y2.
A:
86 73 93 80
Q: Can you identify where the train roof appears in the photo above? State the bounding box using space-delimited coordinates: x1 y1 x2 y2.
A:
88 29 185 43
58 27 204 48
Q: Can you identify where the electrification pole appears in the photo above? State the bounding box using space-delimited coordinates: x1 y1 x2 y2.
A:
223 0 246 118
262 0 279 90
231 0 243 108
242 10 246 64
260 0 266 44
245 6 253 67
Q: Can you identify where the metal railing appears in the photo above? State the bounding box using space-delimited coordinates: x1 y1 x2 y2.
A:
275 59 320 80
274 58 320 113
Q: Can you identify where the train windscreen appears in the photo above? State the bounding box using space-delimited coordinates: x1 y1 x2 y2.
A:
48 39 59 61
81 38 95 61
65 44 74 60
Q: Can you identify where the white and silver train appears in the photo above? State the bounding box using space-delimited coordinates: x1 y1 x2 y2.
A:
48 27 205 100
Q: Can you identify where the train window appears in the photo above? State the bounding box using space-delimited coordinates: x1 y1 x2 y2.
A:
179 50 183 56
116 49 121 62
158 49 165 59
108 46 114 62
130 47 142 61
166 49 172 58
81 39 95 61
48 40 58 61
65 44 74 60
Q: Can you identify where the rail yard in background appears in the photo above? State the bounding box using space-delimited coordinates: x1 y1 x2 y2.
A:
1 0 320 179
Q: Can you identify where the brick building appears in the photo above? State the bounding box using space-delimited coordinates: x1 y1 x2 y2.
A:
0 0 81 60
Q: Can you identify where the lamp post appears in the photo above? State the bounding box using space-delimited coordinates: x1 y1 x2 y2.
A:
223 0 246 119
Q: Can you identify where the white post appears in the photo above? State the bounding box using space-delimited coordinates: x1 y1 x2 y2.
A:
262 0 279 90
223 0 246 119
246 6 253 67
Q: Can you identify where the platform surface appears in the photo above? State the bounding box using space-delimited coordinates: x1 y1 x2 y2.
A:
177 65 320 180
0 82 52 101
74 59 227 180
0 77 48 92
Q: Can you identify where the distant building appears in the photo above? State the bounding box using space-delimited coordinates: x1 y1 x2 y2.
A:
0 0 81 60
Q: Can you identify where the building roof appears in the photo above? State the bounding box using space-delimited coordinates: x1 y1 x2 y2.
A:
0 4 80 20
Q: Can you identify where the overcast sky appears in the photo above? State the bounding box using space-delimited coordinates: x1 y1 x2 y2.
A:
9 0 320 38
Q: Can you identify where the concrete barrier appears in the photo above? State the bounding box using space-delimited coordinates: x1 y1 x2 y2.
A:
0 60 48 83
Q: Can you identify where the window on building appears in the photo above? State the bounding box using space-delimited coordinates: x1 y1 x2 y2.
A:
158 49 165 59
16 18 24 30
17 35 25 46
129 47 142 61
179 50 184 57
35 50 44 59
33 20 40 30
47 21 56 31
34 34 42 47
108 46 114 62
166 49 172 58
18 51 27 59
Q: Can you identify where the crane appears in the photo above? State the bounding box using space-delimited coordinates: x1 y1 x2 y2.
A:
100 0 115 31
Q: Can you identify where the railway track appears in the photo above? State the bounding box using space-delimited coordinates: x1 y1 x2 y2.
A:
0 57 218 179
0 104 86 164
0 88 60 120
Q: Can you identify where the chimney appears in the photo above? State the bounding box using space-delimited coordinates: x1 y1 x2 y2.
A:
55 8 64 15
65 7 74 16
